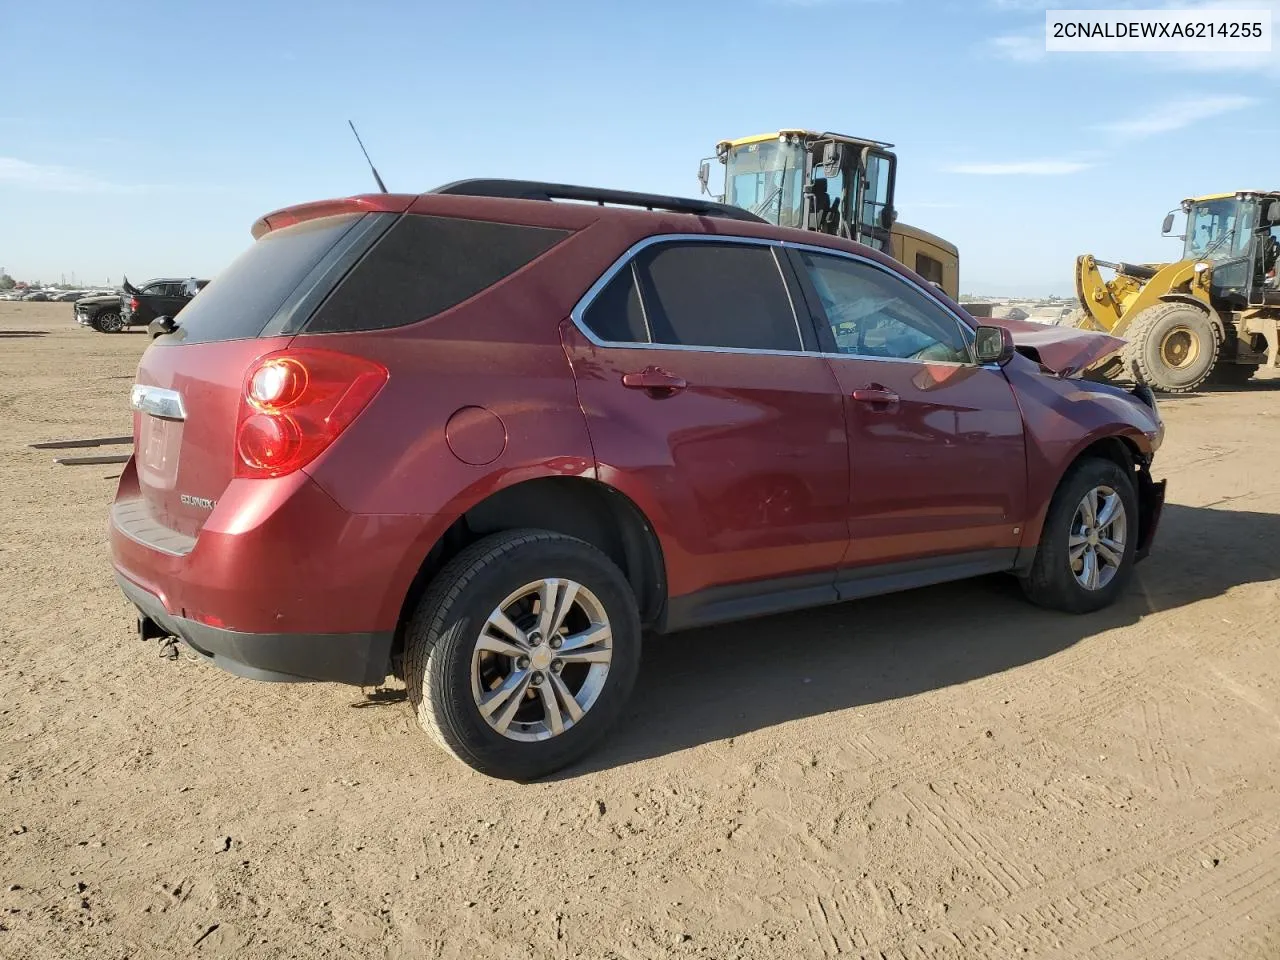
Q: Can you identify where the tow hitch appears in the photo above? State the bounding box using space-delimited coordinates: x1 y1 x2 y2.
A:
138 615 180 660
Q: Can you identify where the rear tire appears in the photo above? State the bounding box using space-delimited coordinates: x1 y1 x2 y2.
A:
1020 457 1139 614
403 530 642 780
1122 302 1218 393
96 311 124 334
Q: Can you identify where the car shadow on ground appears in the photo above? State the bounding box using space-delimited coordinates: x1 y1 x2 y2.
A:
0 331 49 338
558 503 1280 778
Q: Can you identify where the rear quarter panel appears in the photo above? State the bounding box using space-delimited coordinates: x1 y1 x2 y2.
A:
298 221 644 519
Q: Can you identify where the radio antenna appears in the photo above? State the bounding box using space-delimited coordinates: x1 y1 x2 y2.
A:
347 120 388 194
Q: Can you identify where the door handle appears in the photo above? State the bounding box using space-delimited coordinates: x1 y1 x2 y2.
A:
851 386 899 406
622 366 687 394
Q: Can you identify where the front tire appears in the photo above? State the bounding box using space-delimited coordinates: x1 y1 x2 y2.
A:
96 311 124 333
404 530 642 780
1122 302 1218 393
1020 457 1139 614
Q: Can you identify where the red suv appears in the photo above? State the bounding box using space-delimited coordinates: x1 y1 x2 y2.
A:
111 179 1166 780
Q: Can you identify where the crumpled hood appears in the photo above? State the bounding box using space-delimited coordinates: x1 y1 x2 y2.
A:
982 316 1126 378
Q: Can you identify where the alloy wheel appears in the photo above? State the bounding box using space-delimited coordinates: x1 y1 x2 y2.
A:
470 579 613 742
1069 485 1128 591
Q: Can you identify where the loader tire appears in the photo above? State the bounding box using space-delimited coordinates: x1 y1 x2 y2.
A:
1121 302 1219 394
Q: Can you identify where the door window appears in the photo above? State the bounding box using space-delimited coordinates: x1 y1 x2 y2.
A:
581 241 803 353
800 251 970 363
859 153 894 251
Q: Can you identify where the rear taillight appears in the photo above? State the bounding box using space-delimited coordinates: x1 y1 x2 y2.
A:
234 349 388 479
128 296 139 311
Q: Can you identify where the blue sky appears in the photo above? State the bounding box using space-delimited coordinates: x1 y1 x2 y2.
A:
2 0 1277 295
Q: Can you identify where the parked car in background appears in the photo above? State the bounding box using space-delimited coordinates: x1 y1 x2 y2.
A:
22 291 50 301
53 290 87 302
111 179 1166 780
74 293 126 332
120 276 208 329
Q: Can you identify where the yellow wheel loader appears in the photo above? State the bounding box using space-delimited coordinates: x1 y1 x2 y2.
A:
1071 191 1280 392
698 130 961 299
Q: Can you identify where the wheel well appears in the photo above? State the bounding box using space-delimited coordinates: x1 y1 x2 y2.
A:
1076 436 1139 474
1016 435 1154 577
390 478 666 670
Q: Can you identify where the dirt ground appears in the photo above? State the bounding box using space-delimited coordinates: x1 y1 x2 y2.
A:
2 301 1279 960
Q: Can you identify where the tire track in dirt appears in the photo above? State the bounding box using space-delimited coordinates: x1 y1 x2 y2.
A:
855 810 1280 959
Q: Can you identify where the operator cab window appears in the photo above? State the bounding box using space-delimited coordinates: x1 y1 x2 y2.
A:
582 241 805 353
915 253 945 288
800 251 970 363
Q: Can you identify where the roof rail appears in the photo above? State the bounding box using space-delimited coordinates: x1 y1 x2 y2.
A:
430 178 767 223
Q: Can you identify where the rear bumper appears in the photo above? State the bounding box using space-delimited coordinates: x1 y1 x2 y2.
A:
118 572 392 684
109 458 442 685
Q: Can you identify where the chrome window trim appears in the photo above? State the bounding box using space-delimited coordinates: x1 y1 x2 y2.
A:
569 232 988 368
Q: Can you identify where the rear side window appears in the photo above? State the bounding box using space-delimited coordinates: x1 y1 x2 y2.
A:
635 242 800 351
307 216 569 334
170 214 365 344
581 264 649 343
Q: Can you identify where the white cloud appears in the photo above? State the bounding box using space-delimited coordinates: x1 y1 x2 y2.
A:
945 159 1095 175
989 31 1045 61
1095 94 1259 138
0 157 147 194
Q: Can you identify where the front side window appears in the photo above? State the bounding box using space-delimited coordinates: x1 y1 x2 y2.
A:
800 251 969 363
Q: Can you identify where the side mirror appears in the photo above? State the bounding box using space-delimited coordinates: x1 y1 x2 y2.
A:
973 325 1015 366
822 142 842 177
697 161 711 196
1268 200 1280 223
1162 212 1175 234
880 206 897 229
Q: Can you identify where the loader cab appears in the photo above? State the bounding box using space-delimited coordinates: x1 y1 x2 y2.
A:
1177 193 1280 309
716 130 897 251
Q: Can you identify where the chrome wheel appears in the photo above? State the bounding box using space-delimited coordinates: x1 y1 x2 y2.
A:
1069 485 1128 591
99 312 123 333
470 579 612 742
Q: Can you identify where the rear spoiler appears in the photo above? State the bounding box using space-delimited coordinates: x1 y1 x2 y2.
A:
251 194 416 240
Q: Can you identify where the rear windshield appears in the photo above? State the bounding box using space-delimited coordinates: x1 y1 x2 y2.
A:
167 214 364 344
